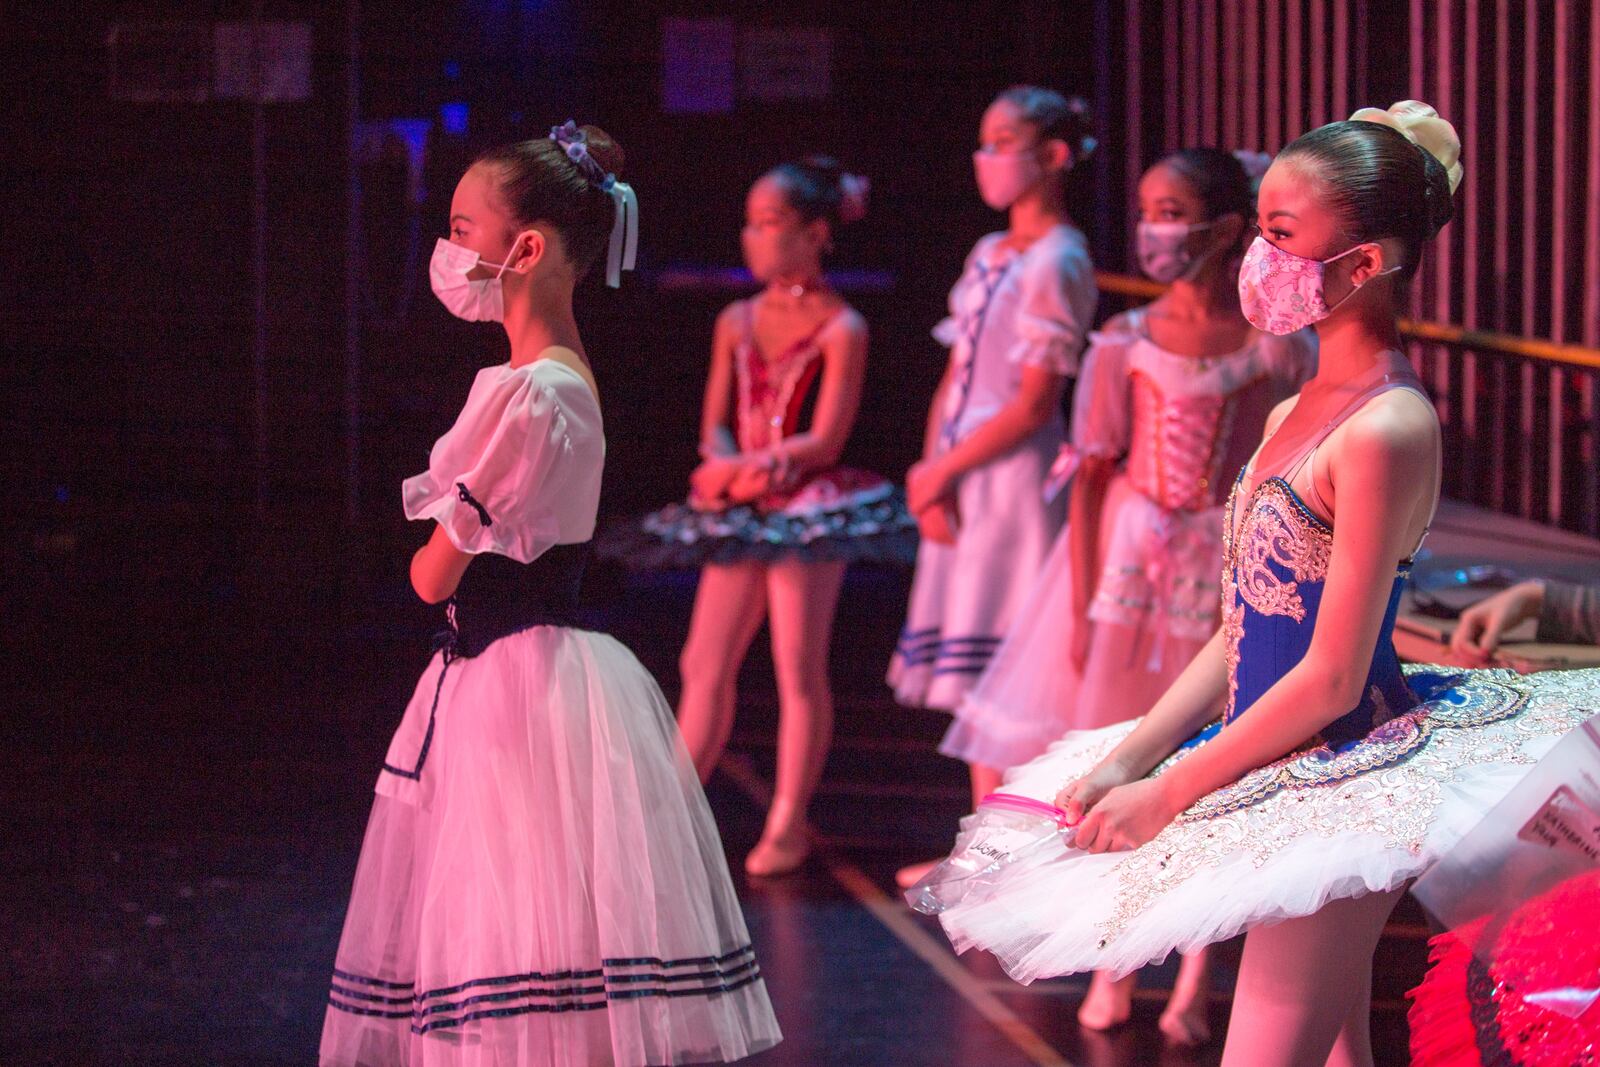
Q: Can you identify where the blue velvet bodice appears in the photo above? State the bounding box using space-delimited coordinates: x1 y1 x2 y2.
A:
1220 474 1416 748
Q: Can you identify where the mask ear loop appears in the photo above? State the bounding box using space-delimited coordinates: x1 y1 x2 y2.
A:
1321 242 1402 313
491 234 528 280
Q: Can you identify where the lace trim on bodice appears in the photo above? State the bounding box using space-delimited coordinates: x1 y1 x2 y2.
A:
732 304 835 452
939 244 1020 449
1126 368 1264 511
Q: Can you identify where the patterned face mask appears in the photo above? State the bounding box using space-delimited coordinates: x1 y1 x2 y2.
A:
1135 219 1220 283
1236 234 1397 335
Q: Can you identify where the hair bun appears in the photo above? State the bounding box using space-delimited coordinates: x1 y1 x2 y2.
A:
837 172 870 224
1348 100 1461 193
578 124 626 181
1231 149 1273 184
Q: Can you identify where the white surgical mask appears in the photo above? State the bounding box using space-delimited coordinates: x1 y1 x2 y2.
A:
973 146 1047 211
1134 219 1219 283
429 238 520 323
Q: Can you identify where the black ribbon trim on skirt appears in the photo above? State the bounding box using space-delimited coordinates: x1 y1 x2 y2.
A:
331 967 414 990
326 946 762 1033
600 945 756 969
329 983 414 1006
604 959 759 986
379 615 457 782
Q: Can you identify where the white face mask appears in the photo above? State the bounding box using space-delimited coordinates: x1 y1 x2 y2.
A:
429 238 520 323
1134 219 1220 283
972 146 1048 211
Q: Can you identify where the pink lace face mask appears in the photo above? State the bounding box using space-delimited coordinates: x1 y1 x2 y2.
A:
1236 234 1396 335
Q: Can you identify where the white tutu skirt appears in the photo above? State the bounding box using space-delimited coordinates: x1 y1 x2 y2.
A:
320 626 781 1067
937 665 1600 983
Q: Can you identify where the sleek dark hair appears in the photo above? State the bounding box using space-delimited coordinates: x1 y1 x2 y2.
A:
1277 120 1455 280
1159 147 1254 222
474 124 626 278
995 85 1097 161
766 156 855 229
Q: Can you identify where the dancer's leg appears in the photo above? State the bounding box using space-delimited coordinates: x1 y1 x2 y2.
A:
747 559 846 876
1077 970 1137 1031
676 562 769 784
1220 888 1402 1067
1323 949 1378 1067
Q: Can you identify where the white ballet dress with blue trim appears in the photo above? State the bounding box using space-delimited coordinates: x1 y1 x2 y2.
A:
319 359 781 1066
888 225 1097 711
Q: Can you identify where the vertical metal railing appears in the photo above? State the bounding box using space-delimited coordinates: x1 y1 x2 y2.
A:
1099 0 1600 537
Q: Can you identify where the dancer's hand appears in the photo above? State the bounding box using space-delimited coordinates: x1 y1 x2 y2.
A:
1070 777 1182 853
1055 760 1136 825
1451 580 1544 664
916 502 960 545
723 462 774 504
906 457 956 517
689 458 740 508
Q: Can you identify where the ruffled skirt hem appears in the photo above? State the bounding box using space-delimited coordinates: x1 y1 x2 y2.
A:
936 666 1600 983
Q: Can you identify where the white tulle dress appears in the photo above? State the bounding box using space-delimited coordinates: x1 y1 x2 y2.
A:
319 359 782 1066
888 224 1097 711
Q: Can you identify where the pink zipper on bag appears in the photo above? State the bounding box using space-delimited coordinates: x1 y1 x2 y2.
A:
980 792 1076 828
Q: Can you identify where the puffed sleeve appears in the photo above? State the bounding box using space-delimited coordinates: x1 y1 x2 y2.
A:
401 366 574 564
1006 229 1097 376
1069 319 1139 461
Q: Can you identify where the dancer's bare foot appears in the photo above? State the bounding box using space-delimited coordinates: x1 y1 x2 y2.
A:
1077 970 1136 1030
1161 948 1212 1047
1159 993 1210 1047
894 859 941 890
745 826 811 877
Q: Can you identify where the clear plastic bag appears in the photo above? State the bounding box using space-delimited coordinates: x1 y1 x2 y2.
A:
1411 716 1600 1021
905 793 1077 915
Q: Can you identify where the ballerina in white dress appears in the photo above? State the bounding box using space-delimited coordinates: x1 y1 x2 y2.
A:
319 122 780 1067
889 86 1099 830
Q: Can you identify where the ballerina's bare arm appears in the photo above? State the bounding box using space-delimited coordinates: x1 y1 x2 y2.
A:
687 306 746 505
920 363 956 465
411 525 474 604
1148 393 1439 820
908 365 1066 516
697 305 743 458
1065 454 1116 663
936 365 1065 479
1061 626 1231 810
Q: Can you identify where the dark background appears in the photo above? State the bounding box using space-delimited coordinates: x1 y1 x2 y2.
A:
0 1 1141 703
1 4 1428 1063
